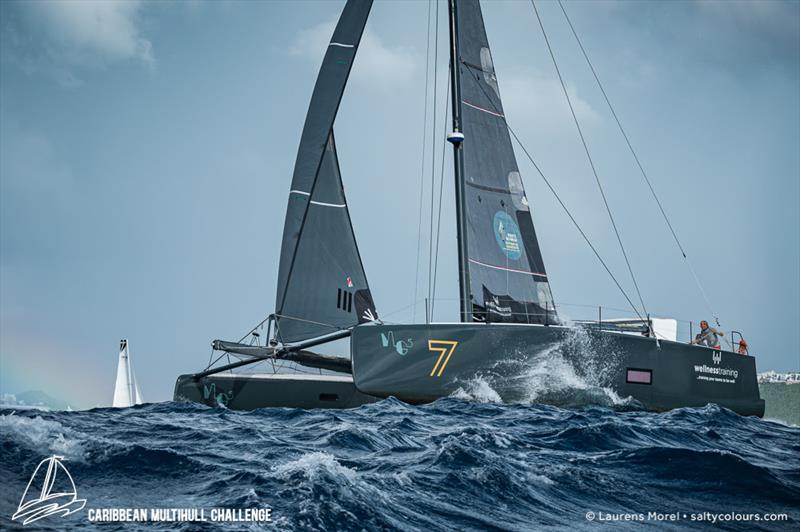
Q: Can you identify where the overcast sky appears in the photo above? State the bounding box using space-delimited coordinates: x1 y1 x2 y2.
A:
1 0 798 408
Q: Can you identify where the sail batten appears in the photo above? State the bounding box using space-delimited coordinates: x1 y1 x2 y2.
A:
452 0 557 324
275 0 376 344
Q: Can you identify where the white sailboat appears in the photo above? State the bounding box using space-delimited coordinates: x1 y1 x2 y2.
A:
112 339 143 407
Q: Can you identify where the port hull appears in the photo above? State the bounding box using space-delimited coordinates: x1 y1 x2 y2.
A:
351 323 765 416
173 373 379 410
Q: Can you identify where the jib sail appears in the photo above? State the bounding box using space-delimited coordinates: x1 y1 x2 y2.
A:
275 0 377 343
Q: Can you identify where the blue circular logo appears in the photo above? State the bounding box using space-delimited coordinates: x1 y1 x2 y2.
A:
493 211 523 260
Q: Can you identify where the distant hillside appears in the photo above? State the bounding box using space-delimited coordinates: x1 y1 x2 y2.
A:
2 390 72 411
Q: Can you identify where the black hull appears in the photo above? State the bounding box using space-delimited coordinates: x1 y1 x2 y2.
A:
174 323 763 416
350 323 765 417
174 373 379 410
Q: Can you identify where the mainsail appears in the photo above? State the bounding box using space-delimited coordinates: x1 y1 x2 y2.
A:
274 0 377 344
113 339 143 408
452 0 557 324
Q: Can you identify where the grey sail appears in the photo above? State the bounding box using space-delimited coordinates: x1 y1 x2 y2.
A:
454 0 556 324
275 0 376 343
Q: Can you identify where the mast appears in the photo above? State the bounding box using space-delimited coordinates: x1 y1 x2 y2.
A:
447 0 472 322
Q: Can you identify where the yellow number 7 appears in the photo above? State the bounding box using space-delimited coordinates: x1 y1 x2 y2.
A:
428 340 458 377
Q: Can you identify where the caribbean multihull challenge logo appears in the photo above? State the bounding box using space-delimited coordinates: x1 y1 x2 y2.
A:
12 455 86 526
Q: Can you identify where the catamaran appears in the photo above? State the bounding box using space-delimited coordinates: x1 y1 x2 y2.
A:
174 0 764 416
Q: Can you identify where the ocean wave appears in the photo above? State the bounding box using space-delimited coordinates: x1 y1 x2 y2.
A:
0 413 87 461
445 326 640 410
272 451 358 483
1 401 798 531
450 375 503 403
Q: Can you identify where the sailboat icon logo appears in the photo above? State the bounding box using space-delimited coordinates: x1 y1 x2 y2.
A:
12 455 86 525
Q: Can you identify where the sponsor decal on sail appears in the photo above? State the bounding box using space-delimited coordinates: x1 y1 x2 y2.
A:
485 295 513 318
493 211 523 260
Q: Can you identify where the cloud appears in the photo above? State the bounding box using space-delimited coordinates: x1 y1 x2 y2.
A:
0 116 76 262
698 0 799 63
289 18 416 88
501 69 601 137
598 0 799 76
1 0 154 85
698 0 799 41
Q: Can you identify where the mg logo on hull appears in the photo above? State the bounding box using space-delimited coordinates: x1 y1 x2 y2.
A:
380 331 413 355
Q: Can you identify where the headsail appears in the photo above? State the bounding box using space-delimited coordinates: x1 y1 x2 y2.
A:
452 0 556 324
113 339 143 408
274 0 377 344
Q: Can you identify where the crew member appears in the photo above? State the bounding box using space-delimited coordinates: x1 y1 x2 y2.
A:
737 338 749 355
691 320 724 349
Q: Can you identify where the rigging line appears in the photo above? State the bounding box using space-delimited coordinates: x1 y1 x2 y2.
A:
431 62 452 318
427 0 441 309
461 60 644 322
511 123 645 322
555 0 719 325
206 349 224 371
237 315 272 343
272 313 346 330
378 301 418 320
413 0 433 322
531 0 648 320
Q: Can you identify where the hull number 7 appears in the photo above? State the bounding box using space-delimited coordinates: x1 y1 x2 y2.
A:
428 340 458 377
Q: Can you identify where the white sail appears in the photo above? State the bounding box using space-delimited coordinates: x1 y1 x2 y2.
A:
113 339 143 407
133 372 143 405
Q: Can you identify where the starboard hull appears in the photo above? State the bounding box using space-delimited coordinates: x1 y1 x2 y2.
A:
351 323 765 417
173 373 379 410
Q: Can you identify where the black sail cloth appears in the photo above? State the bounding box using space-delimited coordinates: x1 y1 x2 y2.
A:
454 0 557 324
275 0 377 343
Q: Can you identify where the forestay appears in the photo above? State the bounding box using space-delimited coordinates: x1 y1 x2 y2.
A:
454 0 557 324
275 0 377 343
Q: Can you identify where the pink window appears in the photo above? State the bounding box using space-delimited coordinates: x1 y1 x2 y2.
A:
627 369 652 384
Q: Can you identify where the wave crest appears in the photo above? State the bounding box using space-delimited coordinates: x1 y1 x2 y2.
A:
0 413 87 461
